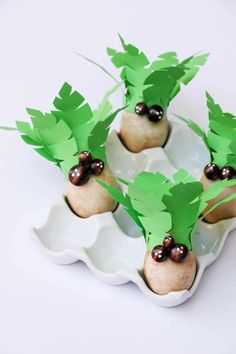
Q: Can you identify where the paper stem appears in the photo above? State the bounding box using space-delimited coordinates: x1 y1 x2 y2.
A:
200 192 236 220
74 51 124 93
0 126 17 131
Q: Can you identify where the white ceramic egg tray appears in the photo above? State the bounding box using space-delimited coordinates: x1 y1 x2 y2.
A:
30 121 236 307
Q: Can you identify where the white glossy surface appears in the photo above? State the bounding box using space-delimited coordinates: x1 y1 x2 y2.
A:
1 1 236 353
31 122 236 307
164 121 210 179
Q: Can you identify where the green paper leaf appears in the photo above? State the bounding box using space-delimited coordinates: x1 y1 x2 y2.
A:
180 53 209 85
47 138 78 160
26 108 45 119
143 69 182 110
21 135 40 146
131 193 166 216
16 121 33 135
53 82 120 165
142 55 207 109
140 212 172 251
178 92 236 168
207 131 231 153
151 52 179 70
162 181 202 246
53 82 85 111
172 168 196 184
206 92 236 166
108 46 149 71
88 107 123 163
211 151 228 169
92 83 122 124
107 47 116 56
106 36 208 112
99 169 236 250
16 120 41 143
107 35 149 78
52 103 93 130
2 81 121 179
52 82 93 131
128 171 172 201
34 147 57 162
107 169 236 250
206 92 223 116
38 119 72 146
27 109 57 129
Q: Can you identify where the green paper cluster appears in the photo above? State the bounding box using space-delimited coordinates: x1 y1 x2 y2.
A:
99 169 236 251
107 35 209 112
1 82 122 178
176 92 236 169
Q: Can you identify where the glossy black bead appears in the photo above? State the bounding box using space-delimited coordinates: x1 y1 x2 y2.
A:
147 105 164 122
204 163 220 180
169 244 189 263
79 151 92 166
163 236 175 250
135 102 148 116
220 166 235 180
151 245 168 263
90 159 104 176
68 164 90 186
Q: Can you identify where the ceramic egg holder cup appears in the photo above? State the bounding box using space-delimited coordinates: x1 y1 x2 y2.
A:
30 120 236 307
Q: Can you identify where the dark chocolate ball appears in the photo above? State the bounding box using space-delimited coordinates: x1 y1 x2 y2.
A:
68 164 90 186
79 151 92 166
169 244 189 263
90 159 104 175
135 102 148 116
220 166 235 180
147 105 164 122
204 163 220 180
163 235 175 250
151 245 168 263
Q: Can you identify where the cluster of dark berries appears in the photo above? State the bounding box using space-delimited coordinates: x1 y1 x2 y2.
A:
69 151 104 186
135 102 164 123
204 163 235 180
151 236 189 263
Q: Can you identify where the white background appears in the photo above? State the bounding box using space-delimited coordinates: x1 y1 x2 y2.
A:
0 0 236 353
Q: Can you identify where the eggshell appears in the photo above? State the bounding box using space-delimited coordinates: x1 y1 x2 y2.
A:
200 175 236 223
144 250 197 295
119 111 169 153
66 167 119 218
